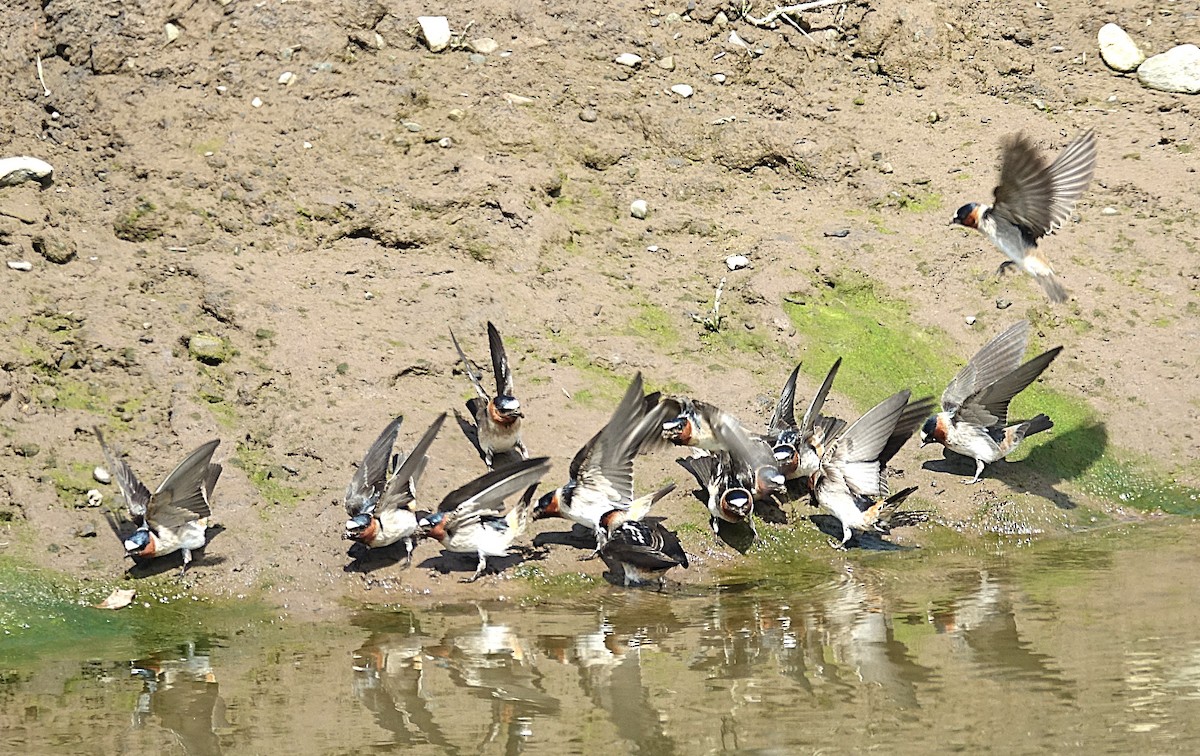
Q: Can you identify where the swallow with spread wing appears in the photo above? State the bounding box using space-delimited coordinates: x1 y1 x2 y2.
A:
450 321 528 468
767 358 847 486
597 508 689 589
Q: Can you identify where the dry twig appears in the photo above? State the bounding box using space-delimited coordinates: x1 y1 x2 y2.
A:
743 0 849 28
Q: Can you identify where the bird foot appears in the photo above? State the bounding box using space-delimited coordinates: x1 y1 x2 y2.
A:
827 537 848 550
961 478 982 485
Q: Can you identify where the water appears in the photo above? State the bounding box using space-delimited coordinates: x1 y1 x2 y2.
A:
6 523 1200 754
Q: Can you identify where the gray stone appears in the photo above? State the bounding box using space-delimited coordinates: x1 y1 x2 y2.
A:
188 333 230 364
1138 45 1200 94
33 232 76 264
579 108 598 122
1098 23 1144 73
15 442 39 458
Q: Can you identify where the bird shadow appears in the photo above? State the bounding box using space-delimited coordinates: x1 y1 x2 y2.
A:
532 523 595 550
417 545 547 580
921 421 1108 510
755 498 789 525
808 515 914 552
344 539 415 574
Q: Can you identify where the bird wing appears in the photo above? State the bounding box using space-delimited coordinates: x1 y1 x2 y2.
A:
992 130 1097 239
437 456 551 514
449 328 490 401
378 413 445 514
147 438 222 529
602 521 687 570
345 416 402 516
767 364 801 438
573 373 648 505
486 321 515 398
822 390 910 497
94 426 151 518
941 321 1031 414
956 347 1063 428
677 454 718 492
799 357 842 436
878 395 937 470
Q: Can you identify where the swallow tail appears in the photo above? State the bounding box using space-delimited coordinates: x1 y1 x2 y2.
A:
1033 271 1068 303
505 484 539 537
627 482 677 521
866 486 924 532
1018 413 1054 439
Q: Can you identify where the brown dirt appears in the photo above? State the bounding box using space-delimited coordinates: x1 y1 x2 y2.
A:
0 0 1197 616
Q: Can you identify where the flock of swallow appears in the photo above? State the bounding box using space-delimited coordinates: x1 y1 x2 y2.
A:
94 129 1097 588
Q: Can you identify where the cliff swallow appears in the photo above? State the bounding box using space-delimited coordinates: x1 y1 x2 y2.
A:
344 413 446 566
677 452 756 538
952 129 1097 303
95 427 222 575
534 372 674 536
592 482 677 553
450 321 528 468
597 508 689 589
920 320 1062 484
808 390 933 548
664 397 784 500
768 358 847 484
419 456 551 582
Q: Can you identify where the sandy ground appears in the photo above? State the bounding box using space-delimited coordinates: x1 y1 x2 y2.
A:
0 0 1197 615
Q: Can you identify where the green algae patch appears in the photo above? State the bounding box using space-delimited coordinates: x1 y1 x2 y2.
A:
782 271 1200 514
0 556 270 662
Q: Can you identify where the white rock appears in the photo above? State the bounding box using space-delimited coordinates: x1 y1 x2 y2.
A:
630 199 649 219
1098 23 1144 72
0 156 53 187
725 255 749 271
93 466 112 484
965 316 977 326
503 92 534 105
470 37 499 55
251 96 263 108
1138 44 1200 94
278 71 295 85
656 55 676 71
86 489 104 507
417 16 452 52
1101 207 1118 215
164 22 181 44
615 53 642 67
712 73 726 84
670 83 694 98
7 260 32 271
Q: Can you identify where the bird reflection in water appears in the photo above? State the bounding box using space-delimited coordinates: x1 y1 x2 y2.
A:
129 641 228 756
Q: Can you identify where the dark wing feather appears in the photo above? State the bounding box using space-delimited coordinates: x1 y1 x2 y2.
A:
707 404 777 473
957 347 1063 428
487 321 515 397
379 413 445 514
767 364 801 437
147 438 222 529
799 357 842 436
94 426 151 518
602 521 687 570
677 454 718 490
346 416 402 516
572 373 647 503
992 130 1097 239
878 395 936 469
449 328 489 400
438 456 551 514
942 321 1031 414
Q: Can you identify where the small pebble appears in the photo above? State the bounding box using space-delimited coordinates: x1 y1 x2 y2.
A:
657 55 676 71
438 137 452 148
615 53 642 67
403 121 421 132
1032 99 1046 111
995 298 1013 310
470 37 499 55
7 260 32 271
579 108 598 122
646 245 659 253
712 73 726 84
417 16 452 52
670 83 694 98
965 316 977 325
1101 207 1118 216
164 23 181 43
278 71 294 85
94 466 112 484
86 489 104 507
725 255 750 271
630 199 649 219
74 522 97 538
448 108 465 121
880 162 894 174
469 53 486 65
928 111 940 123
251 96 263 108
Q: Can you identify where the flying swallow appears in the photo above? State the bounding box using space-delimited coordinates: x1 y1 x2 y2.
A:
920 320 1062 484
450 321 528 468
419 456 551 582
677 452 756 539
768 358 847 485
808 390 932 548
344 413 446 566
534 372 674 537
952 129 1097 303
95 427 222 575
597 508 689 589
664 397 784 500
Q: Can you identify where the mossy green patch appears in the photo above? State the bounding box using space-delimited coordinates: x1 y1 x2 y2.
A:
626 303 681 352
512 564 598 600
232 444 305 510
782 270 1200 513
